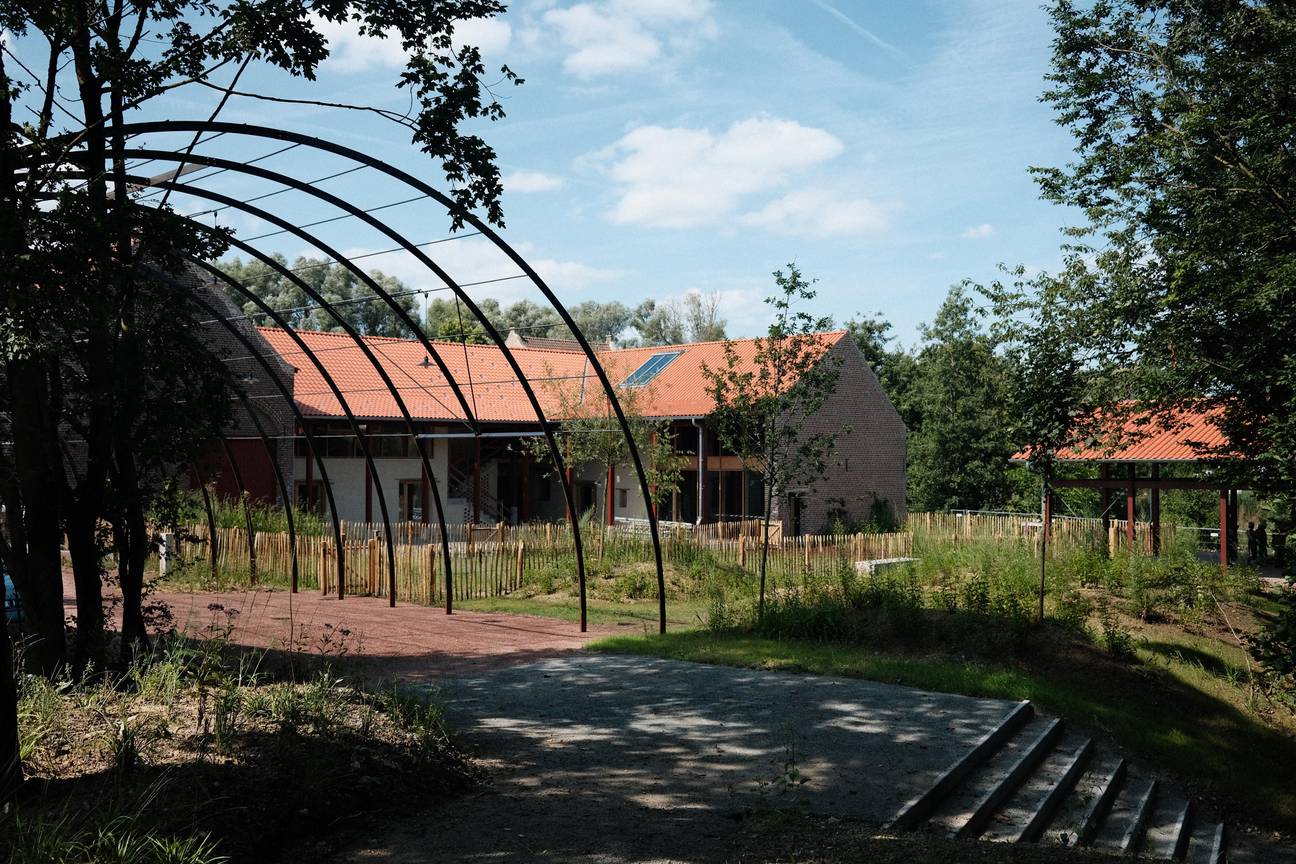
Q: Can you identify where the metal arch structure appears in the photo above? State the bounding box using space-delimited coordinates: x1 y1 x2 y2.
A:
39 120 670 633
57 159 596 625
186 287 347 592
184 248 456 607
63 150 595 625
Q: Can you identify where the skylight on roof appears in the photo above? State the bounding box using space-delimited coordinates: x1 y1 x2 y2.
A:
622 350 683 388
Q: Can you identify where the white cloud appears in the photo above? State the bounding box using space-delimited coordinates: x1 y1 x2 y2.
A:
737 188 888 237
961 223 995 239
542 0 714 78
927 251 946 261
313 13 511 72
601 116 844 229
503 170 565 193
453 17 514 55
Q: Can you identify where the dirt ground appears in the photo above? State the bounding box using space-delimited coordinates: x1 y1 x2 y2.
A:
63 574 622 680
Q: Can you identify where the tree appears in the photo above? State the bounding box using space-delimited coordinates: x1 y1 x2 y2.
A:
630 299 685 346
0 0 518 801
497 298 562 337
426 296 502 343
221 256 418 336
682 290 726 342
569 300 633 344
905 285 1018 512
703 264 842 617
1036 0 1296 669
1035 0 1296 491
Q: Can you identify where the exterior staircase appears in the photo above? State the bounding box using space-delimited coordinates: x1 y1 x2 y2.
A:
890 700 1227 861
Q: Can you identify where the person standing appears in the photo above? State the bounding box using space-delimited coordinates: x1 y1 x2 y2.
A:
1248 521 1258 562
1256 521 1269 564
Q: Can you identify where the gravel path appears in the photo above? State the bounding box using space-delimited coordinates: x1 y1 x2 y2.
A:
340 653 1021 863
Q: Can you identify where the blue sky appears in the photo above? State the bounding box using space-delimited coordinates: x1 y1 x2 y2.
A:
14 0 1081 346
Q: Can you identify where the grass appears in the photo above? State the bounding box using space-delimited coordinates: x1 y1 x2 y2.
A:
7 632 479 864
593 622 1296 830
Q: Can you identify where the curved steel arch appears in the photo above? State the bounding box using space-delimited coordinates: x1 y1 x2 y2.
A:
234 394 299 591
187 286 346 593
176 254 399 602
111 120 668 633
44 123 669 631
181 237 456 609
85 146 600 628
66 154 596 626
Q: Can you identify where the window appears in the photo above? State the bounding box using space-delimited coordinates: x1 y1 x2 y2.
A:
622 351 683 387
617 488 628 509
399 479 423 522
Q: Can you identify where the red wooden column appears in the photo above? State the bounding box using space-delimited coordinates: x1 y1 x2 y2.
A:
364 458 373 523
472 435 481 524
419 435 431 524
1219 488 1230 569
1126 464 1137 548
304 433 315 510
1099 463 1111 538
606 463 615 526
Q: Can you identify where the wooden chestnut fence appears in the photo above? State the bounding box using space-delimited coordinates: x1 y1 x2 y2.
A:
167 520 913 604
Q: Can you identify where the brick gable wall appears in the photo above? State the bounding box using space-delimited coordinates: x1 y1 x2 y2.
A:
784 335 907 533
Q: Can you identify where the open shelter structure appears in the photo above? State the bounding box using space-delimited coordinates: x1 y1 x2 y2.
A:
1015 409 1244 567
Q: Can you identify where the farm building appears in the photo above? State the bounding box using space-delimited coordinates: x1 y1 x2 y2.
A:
211 327 908 537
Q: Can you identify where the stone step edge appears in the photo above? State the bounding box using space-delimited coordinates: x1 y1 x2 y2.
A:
1117 777 1159 855
889 700 1035 832
953 717 1066 839
1078 757 1128 847
1013 737 1095 845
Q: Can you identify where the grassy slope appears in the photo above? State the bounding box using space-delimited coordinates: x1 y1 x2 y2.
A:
592 625 1296 830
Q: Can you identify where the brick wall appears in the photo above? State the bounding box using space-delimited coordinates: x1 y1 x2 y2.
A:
782 334 908 533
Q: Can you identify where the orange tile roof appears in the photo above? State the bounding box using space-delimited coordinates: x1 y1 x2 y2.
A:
257 327 847 423
1012 407 1235 463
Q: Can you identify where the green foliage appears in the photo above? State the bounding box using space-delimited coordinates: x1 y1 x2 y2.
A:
6 800 226 864
220 256 419 337
906 285 1019 511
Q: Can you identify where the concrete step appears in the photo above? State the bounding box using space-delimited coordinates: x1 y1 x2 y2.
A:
1092 771 1158 855
1031 747 1126 849
1141 794 1193 860
889 699 1034 831
980 731 1093 844
925 715 1064 838
1185 816 1225 864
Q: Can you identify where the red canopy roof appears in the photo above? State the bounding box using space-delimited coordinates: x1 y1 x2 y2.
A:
1013 407 1235 463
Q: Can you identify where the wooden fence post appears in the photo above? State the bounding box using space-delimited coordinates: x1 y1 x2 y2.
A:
738 534 746 569
428 542 437 605
516 540 525 588
368 532 379 595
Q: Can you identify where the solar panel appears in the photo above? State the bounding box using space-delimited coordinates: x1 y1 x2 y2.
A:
622 350 683 387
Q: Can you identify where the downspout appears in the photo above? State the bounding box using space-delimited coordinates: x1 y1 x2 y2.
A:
692 418 705 526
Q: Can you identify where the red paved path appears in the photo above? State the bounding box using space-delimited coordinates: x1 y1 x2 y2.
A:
61 574 616 682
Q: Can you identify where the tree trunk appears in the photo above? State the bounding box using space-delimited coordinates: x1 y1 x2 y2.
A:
3 360 68 676
759 488 774 621
65 507 106 676
121 494 151 659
